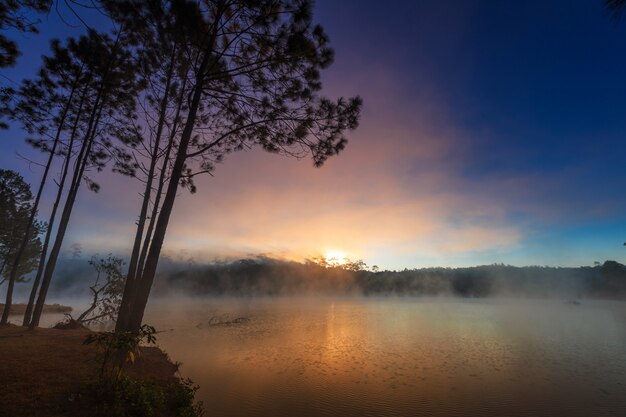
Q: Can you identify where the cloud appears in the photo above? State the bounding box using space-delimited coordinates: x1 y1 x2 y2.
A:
153 66 524 268
61 64 612 269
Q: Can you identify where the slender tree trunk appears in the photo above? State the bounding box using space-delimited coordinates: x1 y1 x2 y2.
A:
22 82 89 326
118 74 187 331
124 59 210 332
30 25 124 328
29 92 106 328
134 134 173 278
0 67 82 325
135 78 186 281
116 48 177 332
120 6 228 331
1 247 25 319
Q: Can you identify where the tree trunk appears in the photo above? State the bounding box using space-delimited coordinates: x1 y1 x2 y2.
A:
123 60 209 332
29 26 124 328
134 85 184 283
0 66 82 325
116 47 176 332
22 81 89 326
119 8 226 331
29 94 105 328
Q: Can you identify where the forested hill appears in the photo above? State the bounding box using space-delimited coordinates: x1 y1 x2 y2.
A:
151 258 626 299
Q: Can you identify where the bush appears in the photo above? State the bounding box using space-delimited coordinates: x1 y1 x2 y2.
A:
84 325 203 416
94 375 164 417
167 378 204 417
93 375 203 417
84 324 157 380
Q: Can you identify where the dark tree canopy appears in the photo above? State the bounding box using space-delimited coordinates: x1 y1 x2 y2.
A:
606 0 626 13
1 0 362 332
24 26 148 328
101 0 362 332
0 169 43 285
0 0 52 67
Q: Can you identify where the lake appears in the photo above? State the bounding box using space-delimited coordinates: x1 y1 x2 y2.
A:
137 297 626 417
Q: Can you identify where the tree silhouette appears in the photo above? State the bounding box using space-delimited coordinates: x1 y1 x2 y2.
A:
0 169 43 323
27 30 145 328
0 0 52 130
99 1 193 331
605 0 626 17
73 255 125 325
107 0 362 332
3 38 89 324
0 0 51 68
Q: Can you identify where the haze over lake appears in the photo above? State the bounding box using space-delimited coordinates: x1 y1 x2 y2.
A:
126 297 626 417
3 1 626 416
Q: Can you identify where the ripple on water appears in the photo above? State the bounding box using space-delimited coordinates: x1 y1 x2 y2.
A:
148 298 626 417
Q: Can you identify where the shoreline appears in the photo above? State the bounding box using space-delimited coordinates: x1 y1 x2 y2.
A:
0 324 193 416
0 303 73 315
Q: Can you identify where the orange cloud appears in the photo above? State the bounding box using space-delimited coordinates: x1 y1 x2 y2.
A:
71 65 525 268
157 68 522 267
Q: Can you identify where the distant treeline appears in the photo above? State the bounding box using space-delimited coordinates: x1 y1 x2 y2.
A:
151 258 626 299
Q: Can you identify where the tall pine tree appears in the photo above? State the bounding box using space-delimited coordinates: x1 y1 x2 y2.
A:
104 0 361 332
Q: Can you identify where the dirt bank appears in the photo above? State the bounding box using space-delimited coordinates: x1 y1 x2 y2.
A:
0 324 178 417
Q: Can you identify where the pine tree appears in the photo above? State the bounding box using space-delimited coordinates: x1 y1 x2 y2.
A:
105 0 362 332
1 39 87 324
27 30 144 328
0 169 43 322
0 0 52 67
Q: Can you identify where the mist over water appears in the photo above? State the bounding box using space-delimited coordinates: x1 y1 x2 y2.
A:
138 297 626 417
8 257 626 416
16 257 625 301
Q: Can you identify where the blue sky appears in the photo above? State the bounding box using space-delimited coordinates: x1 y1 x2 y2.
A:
2 0 626 269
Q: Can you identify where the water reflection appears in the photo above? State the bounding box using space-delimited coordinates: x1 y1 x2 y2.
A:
143 298 626 417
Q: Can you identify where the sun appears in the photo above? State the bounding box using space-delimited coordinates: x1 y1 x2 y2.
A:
324 250 348 266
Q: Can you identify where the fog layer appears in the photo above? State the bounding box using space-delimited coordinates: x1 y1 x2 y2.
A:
10 256 624 301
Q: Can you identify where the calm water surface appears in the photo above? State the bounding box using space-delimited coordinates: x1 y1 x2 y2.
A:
144 298 625 416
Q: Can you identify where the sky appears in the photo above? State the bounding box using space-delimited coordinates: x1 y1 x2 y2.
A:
2 0 626 270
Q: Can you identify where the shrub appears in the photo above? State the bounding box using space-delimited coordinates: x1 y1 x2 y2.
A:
84 325 203 416
84 324 157 380
167 377 204 417
94 375 164 417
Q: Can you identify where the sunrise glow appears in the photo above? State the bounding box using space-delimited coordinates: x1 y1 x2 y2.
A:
2 2 626 417
324 250 348 266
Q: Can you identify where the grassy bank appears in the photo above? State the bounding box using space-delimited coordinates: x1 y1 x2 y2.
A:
0 324 200 416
